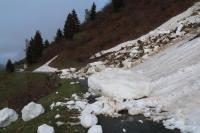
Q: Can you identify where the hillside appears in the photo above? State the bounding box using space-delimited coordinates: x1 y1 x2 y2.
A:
39 0 198 69
32 1 200 133
1 1 200 133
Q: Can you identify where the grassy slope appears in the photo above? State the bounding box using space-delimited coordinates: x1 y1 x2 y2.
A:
0 79 87 133
0 71 59 112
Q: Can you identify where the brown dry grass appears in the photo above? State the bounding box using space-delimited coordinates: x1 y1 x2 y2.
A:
40 0 198 68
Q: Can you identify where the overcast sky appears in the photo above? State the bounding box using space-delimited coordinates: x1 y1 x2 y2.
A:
0 0 109 64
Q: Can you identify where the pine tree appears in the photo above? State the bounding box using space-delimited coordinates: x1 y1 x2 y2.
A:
64 13 75 40
6 59 15 73
90 3 96 20
26 38 35 64
72 9 80 33
34 31 43 58
55 28 63 42
112 0 124 12
44 40 50 48
25 31 44 65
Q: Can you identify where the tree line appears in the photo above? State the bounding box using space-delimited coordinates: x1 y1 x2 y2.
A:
24 0 124 66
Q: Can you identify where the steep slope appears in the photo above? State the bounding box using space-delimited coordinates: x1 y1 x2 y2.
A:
87 2 200 133
45 0 198 69
33 2 200 133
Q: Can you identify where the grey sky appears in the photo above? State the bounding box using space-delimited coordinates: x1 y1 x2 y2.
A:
0 0 109 64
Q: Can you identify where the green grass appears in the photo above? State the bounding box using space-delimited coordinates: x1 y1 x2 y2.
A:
0 79 87 133
0 71 53 110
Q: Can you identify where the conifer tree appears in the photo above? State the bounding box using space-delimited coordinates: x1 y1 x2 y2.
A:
25 31 44 65
6 59 15 73
64 13 74 40
72 9 80 33
90 3 96 20
55 28 63 42
44 40 50 48
34 31 43 58
26 38 35 64
112 0 124 12
64 10 81 40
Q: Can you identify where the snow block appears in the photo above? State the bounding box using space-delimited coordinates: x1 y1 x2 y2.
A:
80 114 98 128
22 102 45 121
37 124 55 133
88 68 150 99
0 108 18 128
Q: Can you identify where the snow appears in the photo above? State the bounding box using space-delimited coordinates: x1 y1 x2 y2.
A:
138 120 143 124
56 121 64 126
37 124 55 133
80 113 98 128
122 128 127 132
34 56 58 72
88 125 103 133
22 102 45 121
89 2 200 60
89 68 150 99
55 114 61 119
88 36 200 133
0 108 18 128
33 2 200 133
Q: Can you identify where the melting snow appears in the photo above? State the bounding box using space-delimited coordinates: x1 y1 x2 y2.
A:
37 124 55 133
22 102 45 121
0 108 18 128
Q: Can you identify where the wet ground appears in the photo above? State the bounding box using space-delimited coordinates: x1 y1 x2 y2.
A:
77 78 181 133
98 115 180 133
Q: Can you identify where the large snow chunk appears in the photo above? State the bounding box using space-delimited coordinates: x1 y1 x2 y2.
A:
37 124 55 133
88 68 150 99
88 125 103 133
22 102 45 121
80 114 98 128
0 108 18 127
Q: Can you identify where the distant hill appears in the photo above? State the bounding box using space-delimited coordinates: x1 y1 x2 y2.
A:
37 0 198 69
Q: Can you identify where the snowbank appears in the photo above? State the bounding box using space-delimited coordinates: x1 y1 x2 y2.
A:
0 108 18 128
22 102 45 121
89 68 150 99
37 124 55 133
88 125 103 133
88 37 200 133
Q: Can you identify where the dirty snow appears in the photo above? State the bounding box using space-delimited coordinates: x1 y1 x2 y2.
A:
0 108 18 128
88 36 200 133
90 2 200 59
22 102 45 121
37 124 55 133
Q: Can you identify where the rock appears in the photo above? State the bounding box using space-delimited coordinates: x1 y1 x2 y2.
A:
88 125 103 133
37 124 55 133
80 114 98 128
21 102 45 121
0 108 18 127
